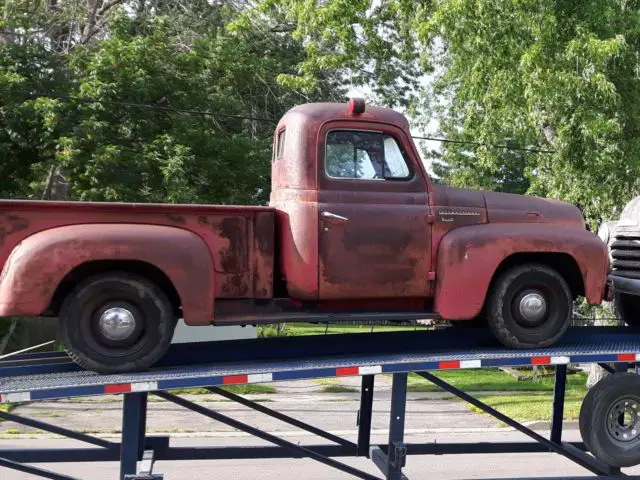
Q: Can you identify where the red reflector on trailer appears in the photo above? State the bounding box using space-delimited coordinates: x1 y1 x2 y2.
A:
105 384 131 394
439 361 460 369
336 367 359 376
618 353 636 362
223 375 248 385
531 356 551 365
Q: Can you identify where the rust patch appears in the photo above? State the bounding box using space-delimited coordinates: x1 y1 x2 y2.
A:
255 211 275 256
166 213 186 225
219 273 249 297
0 214 28 246
218 217 248 273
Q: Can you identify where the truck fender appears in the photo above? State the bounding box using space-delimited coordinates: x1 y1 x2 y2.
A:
434 223 609 320
0 224 215 325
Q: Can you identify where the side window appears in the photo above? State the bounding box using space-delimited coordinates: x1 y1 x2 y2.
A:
276 129 286 160
325 131 411 180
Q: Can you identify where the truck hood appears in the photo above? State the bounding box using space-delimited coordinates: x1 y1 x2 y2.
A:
431 185 585 228
613 195 640 236
482 190 585 228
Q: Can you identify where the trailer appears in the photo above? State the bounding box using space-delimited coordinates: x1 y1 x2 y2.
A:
1 326 640 480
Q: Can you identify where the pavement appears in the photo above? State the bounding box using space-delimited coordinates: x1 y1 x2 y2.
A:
0 377 632 479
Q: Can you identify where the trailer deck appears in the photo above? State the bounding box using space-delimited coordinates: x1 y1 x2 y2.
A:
1 326 639 480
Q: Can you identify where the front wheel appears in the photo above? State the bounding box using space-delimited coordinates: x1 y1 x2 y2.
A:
59 272 177 373
487 264 572 348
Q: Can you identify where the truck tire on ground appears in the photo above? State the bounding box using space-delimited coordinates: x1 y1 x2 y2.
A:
59 272 177 373
487 264 571 348
614 292 640 326
581 373 640 467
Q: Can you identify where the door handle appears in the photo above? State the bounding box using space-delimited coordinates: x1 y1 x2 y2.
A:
321 211 349 224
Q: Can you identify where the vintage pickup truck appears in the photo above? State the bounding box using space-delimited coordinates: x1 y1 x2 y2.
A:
0 99 609 372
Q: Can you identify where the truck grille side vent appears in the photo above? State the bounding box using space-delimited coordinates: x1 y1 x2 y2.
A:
611 235 640 279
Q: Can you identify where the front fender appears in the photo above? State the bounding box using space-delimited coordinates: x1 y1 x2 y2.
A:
0 224 215 325
434 223 609 320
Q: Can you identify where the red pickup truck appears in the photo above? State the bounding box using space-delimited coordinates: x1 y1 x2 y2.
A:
0 99 609 373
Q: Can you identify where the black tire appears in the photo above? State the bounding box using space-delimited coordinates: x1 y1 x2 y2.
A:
580 380 599 453
59 272 177 373
584 373 640 467
615 292 640 326
487 264 572 348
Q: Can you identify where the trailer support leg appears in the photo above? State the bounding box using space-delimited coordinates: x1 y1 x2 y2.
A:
551 365 567 444
120 392 148 480
357 375 375 457
371 373 408 480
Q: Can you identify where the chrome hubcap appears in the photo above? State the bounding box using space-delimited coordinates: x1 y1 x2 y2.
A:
98 308 136 341
518 292 547 323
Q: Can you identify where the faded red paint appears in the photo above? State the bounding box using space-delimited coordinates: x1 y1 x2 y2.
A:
434 223 608 319
0 203 274 325
0 100 610 329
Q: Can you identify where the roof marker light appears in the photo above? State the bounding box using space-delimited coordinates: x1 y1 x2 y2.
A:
347 98 366 115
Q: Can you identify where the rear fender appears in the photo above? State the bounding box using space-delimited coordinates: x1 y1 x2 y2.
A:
0 224 215 325
434 223 609 320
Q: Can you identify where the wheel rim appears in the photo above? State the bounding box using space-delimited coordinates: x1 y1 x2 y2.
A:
98 307 136 341
513 289 548 327
82 300 146 356
606 397 640 443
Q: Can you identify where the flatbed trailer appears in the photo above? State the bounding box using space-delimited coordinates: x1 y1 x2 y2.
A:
1 326 640 480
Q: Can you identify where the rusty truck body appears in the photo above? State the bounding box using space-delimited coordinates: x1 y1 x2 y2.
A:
0 99 610 372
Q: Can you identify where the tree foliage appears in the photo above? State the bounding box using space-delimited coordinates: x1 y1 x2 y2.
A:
260 0 640 225
0 0 344 203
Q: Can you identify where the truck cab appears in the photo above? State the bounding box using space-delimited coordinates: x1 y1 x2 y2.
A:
0 99 610 373
272 99 608 329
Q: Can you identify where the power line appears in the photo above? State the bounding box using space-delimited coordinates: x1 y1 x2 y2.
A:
23 91 278 122
411 135 555 154
13 91 556 153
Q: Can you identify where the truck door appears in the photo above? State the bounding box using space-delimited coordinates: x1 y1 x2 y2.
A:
318 125 431 299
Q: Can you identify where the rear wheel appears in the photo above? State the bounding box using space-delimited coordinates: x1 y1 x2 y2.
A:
614 292 640 326
487 264 572 348
59 272 177 373
581 373 640 467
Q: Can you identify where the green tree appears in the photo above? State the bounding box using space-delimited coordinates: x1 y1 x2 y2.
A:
257 0 640 225
0 0 345 203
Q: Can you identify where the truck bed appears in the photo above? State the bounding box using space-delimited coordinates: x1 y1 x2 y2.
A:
0 199 276 301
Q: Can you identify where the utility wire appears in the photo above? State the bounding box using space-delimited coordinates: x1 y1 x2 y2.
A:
14 91 556 153
23 91 278 122
411 135 555 154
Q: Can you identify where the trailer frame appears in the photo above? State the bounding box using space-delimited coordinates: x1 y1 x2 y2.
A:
0 327 639 480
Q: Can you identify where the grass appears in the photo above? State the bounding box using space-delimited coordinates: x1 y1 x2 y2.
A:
169 384 277 395
259 323 432 337
469 390 587 422
321 385 358 393
404 369 588 393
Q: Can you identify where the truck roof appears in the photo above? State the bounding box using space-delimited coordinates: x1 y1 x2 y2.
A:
277 102 411 131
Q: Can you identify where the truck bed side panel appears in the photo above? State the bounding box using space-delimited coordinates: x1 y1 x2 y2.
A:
0 201 275 322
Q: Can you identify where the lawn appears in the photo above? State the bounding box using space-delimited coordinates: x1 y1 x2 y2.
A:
405 368 588 393
469 390 587 422
169 384 277 395
404 368 588 422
